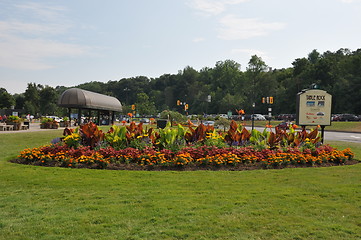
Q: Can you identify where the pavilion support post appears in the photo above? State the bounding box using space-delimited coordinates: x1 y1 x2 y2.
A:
68 108 72 127
78 108 82 126
111 111 115 125
97 110 101 126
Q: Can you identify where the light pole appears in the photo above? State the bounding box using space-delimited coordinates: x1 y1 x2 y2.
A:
123 88 130 105
251 71 255 130
251 102 255 130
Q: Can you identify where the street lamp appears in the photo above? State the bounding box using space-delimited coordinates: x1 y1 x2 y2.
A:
252 102 255 130
123 88 130 104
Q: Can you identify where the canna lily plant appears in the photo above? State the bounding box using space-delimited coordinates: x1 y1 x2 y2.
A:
223 120 251 146
184 122 215 144
61 121 323 152
105 125 127 149
156 121 186 150
79 122 105 149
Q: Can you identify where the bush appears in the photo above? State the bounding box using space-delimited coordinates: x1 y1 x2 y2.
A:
159 110 187 123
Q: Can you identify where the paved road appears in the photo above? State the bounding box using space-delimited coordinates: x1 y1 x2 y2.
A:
324 131 361 143
2 123 361 144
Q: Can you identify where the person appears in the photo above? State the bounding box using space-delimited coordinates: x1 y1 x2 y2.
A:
0 115 2 122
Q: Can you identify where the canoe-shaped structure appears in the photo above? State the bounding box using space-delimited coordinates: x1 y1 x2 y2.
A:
58 88 122 126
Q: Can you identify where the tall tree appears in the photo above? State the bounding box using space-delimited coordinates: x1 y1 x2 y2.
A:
39 86 58 115
24 83 41 116
135 92 157 116
246 55 268 112
0 88 15 109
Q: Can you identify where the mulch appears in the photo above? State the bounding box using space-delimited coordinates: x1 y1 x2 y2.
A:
9 158 360 171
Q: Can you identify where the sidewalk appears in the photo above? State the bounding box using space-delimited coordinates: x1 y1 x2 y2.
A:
0 122 65 134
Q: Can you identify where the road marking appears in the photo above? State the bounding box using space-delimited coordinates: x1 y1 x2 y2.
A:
350 135 361 139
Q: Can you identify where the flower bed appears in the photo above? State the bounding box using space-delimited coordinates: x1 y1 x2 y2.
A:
14 121 357 170
15 144 355 170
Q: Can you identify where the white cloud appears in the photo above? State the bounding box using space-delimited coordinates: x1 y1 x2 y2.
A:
0 35 89 70
187 0 249 16
0 2 91 70
218 15 286 40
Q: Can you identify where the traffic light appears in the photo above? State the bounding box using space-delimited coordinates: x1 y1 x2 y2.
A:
269 97 274 104
262 97 265 104
185 104 189 110
131 104 135 110
177 100 181 106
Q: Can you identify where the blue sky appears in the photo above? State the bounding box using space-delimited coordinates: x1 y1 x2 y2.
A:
1 0 360 94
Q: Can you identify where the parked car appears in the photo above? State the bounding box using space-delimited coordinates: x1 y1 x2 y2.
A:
140 118 150 123
335 114 359 121
251 114 266 121
263 114 273 120
277 114 296 121
331 114 340 121
203 120 215 126
45 116 62 122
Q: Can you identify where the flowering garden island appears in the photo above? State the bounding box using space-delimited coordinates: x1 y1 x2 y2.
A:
14 120 356 170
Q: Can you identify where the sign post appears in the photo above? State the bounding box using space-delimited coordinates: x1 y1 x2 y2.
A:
296 88 332 143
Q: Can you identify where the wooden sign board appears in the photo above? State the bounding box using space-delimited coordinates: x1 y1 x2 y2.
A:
296 89 332 126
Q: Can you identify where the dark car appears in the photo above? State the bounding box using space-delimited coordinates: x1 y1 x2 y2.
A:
331 114 341 121
277 114 296 121
335 114 359 121
140 118 150 123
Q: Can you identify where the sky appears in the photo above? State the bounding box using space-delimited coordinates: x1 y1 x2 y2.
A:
1 0 360 94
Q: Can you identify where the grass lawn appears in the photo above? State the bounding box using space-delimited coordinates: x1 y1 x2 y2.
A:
248 120 361 133
0 130 360 239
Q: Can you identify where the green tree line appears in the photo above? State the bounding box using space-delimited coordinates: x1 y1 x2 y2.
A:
1 48 360 117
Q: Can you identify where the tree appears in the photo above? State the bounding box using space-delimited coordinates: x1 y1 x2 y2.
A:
24 83 41 116
308 49 321 64
14 94 25 110
212 60 241 95
134 93 157 116
39 86 58 115
0 88 15 109
246 55 268 112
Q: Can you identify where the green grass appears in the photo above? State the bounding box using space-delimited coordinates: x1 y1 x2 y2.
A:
0 131 360 239
326 121 361 132
248 120 361 133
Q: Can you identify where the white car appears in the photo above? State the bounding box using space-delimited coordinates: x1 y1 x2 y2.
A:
252 114 266 121
45 116 62 122
203 121 215 126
